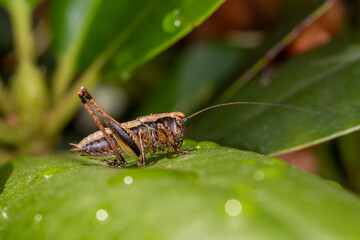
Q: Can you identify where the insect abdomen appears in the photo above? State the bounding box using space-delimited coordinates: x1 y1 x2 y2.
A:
71 128 123 157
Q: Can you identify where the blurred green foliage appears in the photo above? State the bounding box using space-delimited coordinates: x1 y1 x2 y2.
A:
1 0 360 238
0 0 224 162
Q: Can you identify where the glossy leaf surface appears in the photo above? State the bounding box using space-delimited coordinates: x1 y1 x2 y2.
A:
1 144 360 239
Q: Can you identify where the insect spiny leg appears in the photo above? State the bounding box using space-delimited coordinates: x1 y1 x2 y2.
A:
77 86 126 167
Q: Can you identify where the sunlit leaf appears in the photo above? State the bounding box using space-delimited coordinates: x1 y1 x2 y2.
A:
1 144 360 239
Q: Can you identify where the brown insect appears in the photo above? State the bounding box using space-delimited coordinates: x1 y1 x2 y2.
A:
71 86 313 168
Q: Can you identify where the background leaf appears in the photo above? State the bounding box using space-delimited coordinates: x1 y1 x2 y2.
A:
47 0 225 136
189 35 360 155
222 0 328 85
51 0 224 73
1 145 360 239
130 0 330 119
136 41 246 115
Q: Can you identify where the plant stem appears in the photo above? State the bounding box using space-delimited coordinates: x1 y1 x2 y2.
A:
51 47 79 102
7 0 47 147
8 0 34 65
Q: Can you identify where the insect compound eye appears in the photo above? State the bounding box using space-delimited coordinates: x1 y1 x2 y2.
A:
176 119 182 125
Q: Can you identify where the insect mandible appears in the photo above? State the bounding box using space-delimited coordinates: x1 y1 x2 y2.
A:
71 86 313 168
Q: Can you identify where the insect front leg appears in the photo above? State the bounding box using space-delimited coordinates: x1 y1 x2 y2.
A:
156 123 191 155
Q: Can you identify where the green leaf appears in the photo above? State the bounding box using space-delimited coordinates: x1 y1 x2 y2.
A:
50 0 224 97
107 0 225 74
1 144 360 239
189 35 360 155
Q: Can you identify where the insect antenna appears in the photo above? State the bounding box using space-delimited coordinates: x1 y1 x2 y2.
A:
183 102 319 122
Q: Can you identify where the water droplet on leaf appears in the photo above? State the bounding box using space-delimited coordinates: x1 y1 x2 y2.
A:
38 168 67 179
34 214 42 222
124 176 133 185
253 170 265 181
1 211 8 220
96 209 108 221
194 141 220 149
162 9 183 33
225 199 242 216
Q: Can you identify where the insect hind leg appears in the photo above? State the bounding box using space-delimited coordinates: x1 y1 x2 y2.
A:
78 86 126 167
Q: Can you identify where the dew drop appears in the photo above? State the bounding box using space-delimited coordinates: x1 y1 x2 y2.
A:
96 209 108 221
162 9 183 33
34 214 42 222
1 211 8 220
124 176 133 185
38 168 67 179
194 141 220 149
253 170 265 181
174 19 181 27
225 199 242 216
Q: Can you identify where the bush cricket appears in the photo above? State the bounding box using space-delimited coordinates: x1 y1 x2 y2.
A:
71 86 314 168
